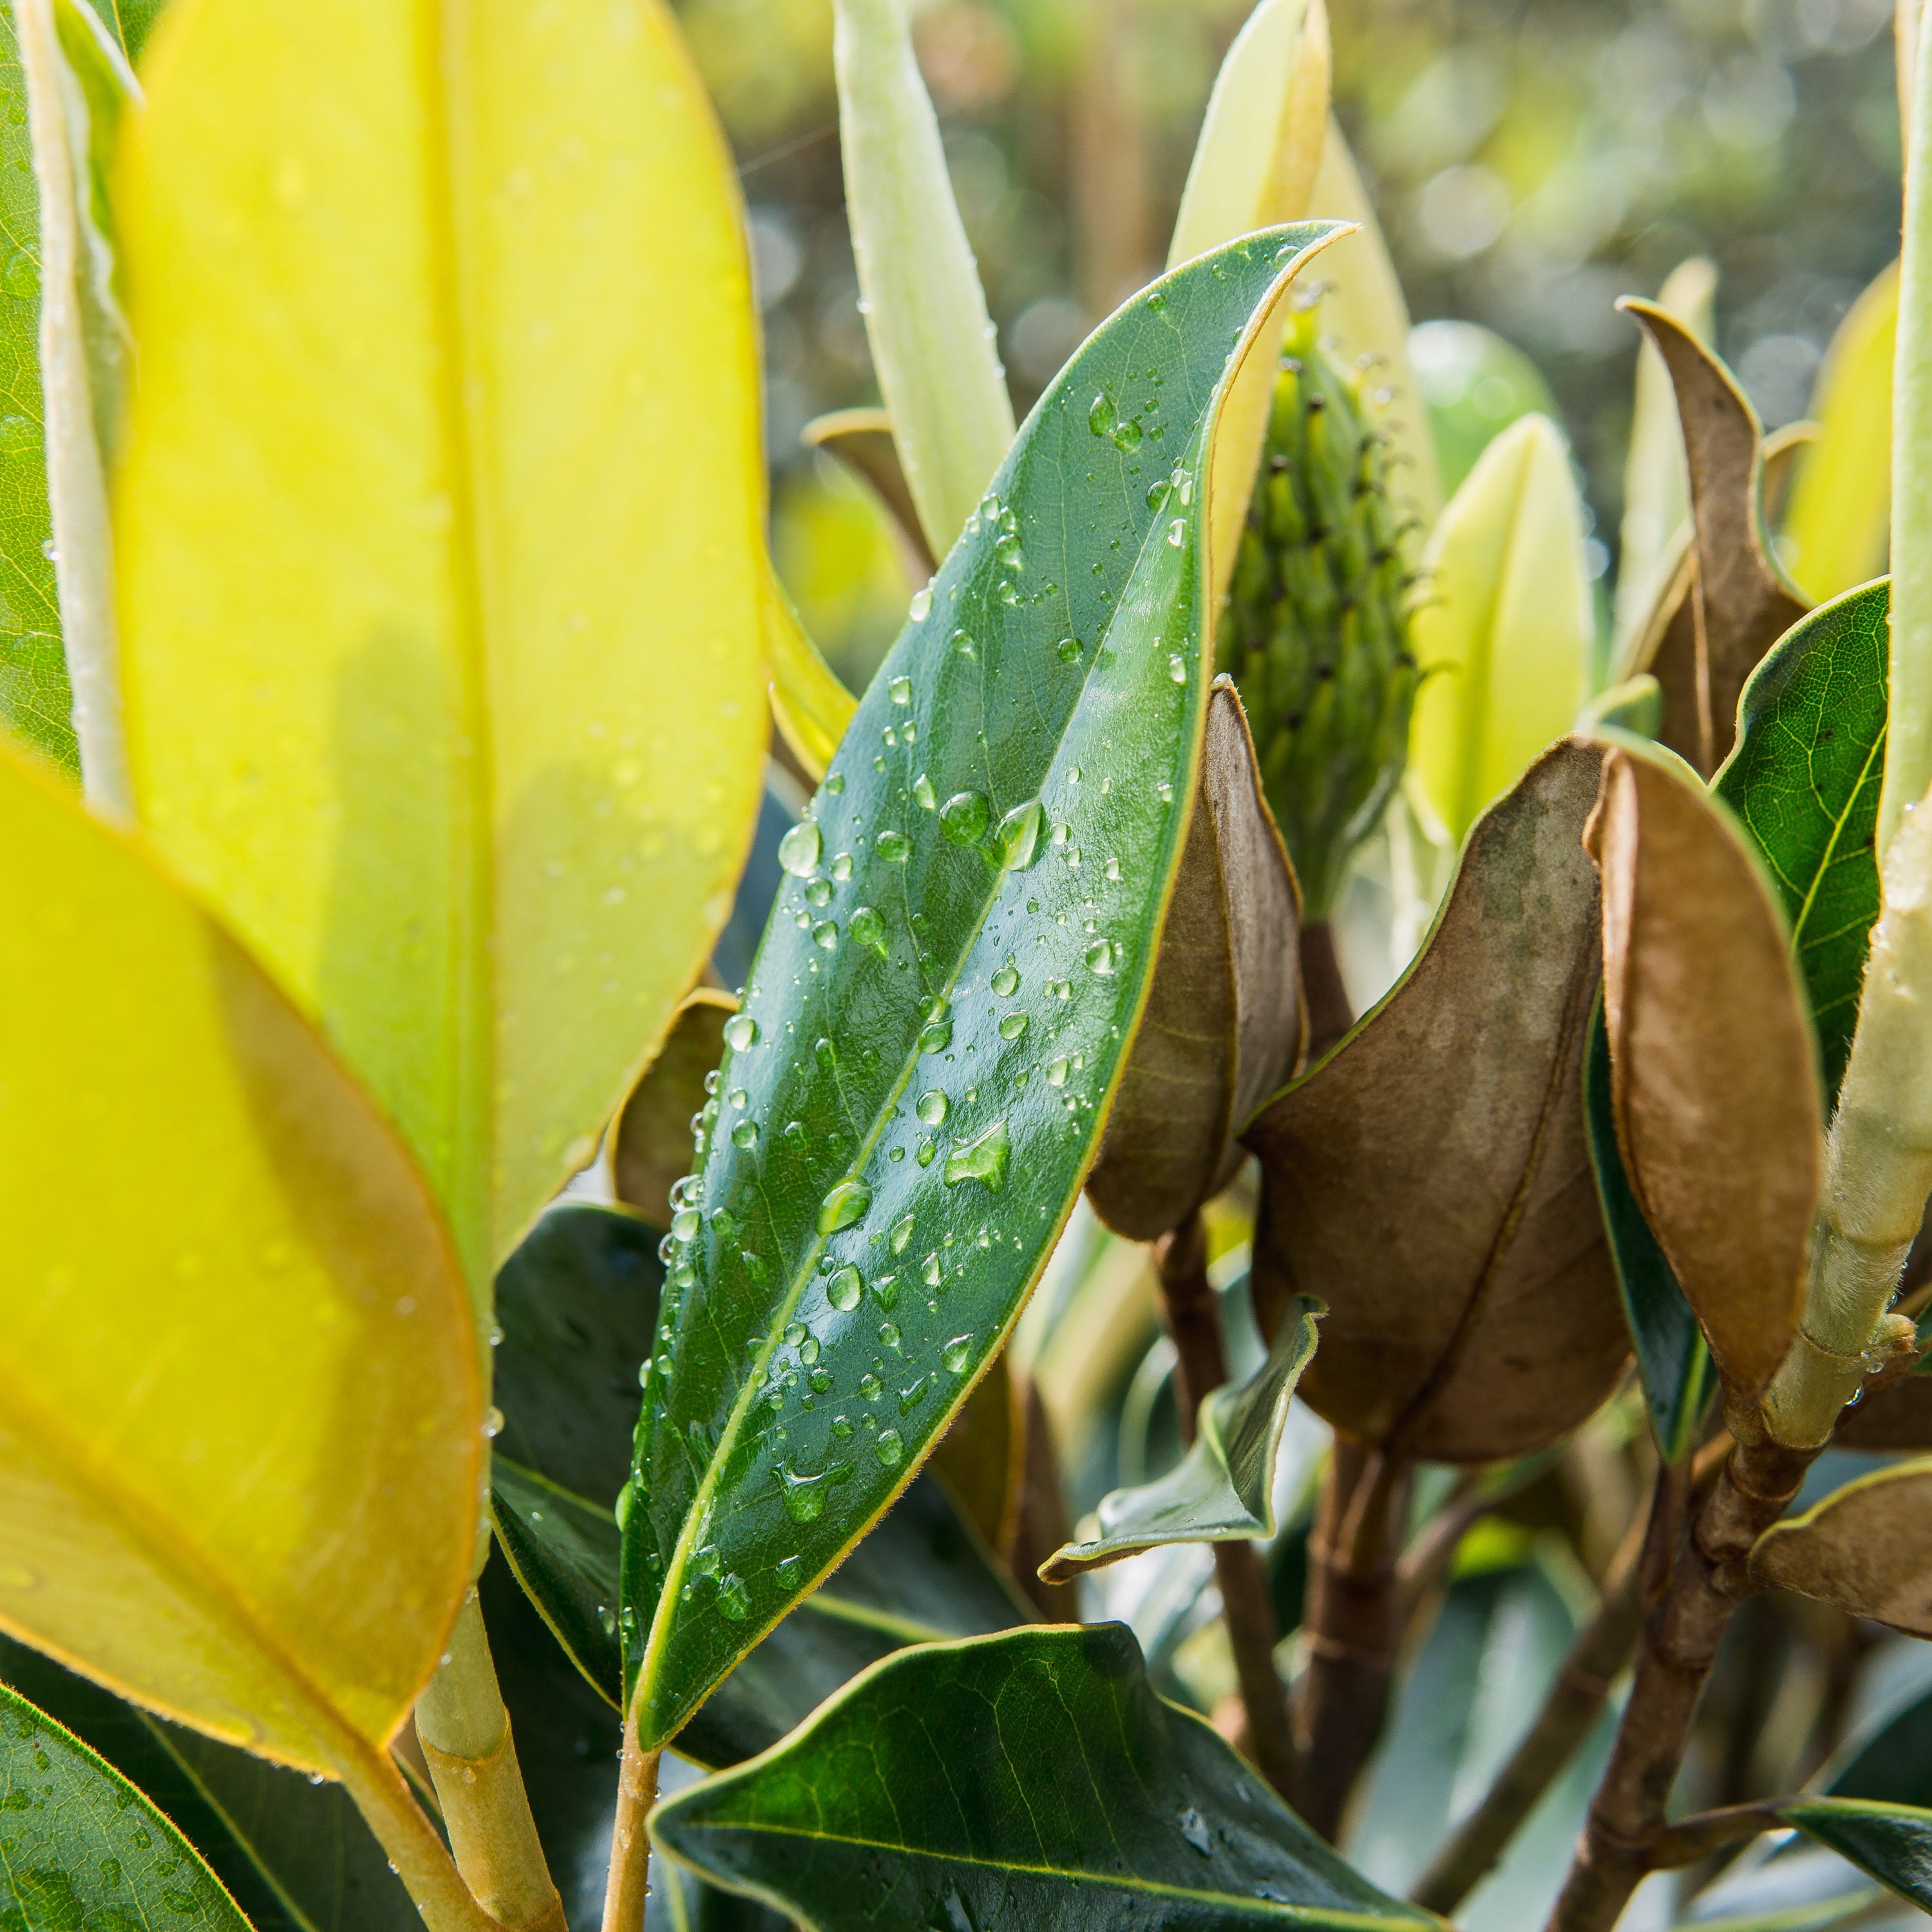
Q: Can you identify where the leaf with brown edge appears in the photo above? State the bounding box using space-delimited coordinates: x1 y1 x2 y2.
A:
1620 301 1809 776
609 989 735 1227
1086 677 1304 1242
1748 1460 1932 1636
1242 738 1625 1464
1589 739 1824 1399
802 407 938 578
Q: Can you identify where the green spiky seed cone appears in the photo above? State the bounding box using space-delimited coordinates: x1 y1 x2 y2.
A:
1220 304 1419 919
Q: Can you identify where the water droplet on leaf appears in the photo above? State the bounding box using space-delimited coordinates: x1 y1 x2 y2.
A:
943 1119 1010 1193
778 821 820 876
724 1013 758 1051
818 1180 873 1234
828 1266 863 1311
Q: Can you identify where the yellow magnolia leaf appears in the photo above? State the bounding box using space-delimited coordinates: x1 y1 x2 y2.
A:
1782 260 1898 603
1409 413 1591 845
0 745 479 1781
764 567 857 784
112 0 769 1293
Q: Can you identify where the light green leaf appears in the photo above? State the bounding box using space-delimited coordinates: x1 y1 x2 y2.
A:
1408 414 1591 845
1042 1295 1320 1580
1410 317 1560 499
0 1675 254 1931
623 225 1347 1751
832 0 1014 559
650 1624 1442 1931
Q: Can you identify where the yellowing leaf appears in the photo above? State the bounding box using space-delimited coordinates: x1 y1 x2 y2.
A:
763 567 857 784
1409 413 1591 845
1783 260 1898 603
0 744 479 1781
111 0 770 1291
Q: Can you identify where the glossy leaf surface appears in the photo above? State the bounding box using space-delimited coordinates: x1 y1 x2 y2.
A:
1712 579 1888 1102
0 1631 421 1931
1583 1004 1711 1463
1590 739 1824 1398
651 1624 1439 1931
0 1676 252 1931
1408 415 1592 845
611 995 735 1236
1245 739 1627 1463
113 0 769 1286
1085 679 1303 1240
0 748 478 1775
1779 1799 1932 1912
1748 1459 1932 1637
1043 1295 1321 1579
624 225 1346 1749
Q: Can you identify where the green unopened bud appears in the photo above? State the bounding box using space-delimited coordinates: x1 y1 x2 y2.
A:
1218 301 1417 917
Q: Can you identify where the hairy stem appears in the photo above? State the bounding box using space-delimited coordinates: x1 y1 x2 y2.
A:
1155 1213 1296 1799
601 1702 663 1932
1298 920 1354 1062
1543 1429 1814 1932
1291 1437 1409 1841
414 1589 566 1932
338 1733 509 1932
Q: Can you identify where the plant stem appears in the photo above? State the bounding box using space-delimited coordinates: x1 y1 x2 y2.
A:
1291 1437 1409 1841
414 1589 567 1932
1298 921 1354 1061
1644 1800 1785 1870
1155 1212 1297 1800
601 1701 662 1932
1542 1428 1814 1932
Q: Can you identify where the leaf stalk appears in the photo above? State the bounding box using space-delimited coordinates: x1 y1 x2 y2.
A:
601 1703 662 1932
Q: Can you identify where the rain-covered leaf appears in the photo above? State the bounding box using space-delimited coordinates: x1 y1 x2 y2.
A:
1782 261 1897 603
111 0 770 1288
1086 679 1303 1240
802 407 935 576
650 1624 1441 1931
0 1632 421 1931
1043 1295 1321 1579
1589 738 1824 1398
612 996 737 1235
1620 301 1808 777
623 223 1347 1749
0 1675 253 1931
1777 1799 1932 1913
1245 739 1627 1463
1748 1459 1932 1636
1712 580 1888 1102
0 746 478 1784
1408 415 1593 846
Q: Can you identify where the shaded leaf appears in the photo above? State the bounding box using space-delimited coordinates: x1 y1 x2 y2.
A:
650 1624 1440 1931
1086 677 1304 1240
0 1675 252 1931
113 0 770 1287
1408 415 1593 846
1620 301 1809 777
1712 579 1888 1103
1749 1459 1932 1636
1245 739 1627 1463
1042 1295 1321 1579
0 1631 421 1931
1777 1799 1932 1913
1832 1371 1932 1450
624 224 1349 1748
927 1350 1022 1552
0 746 477 1779
612 995 737 1235
802 408 935 577
1584 1002 1713 1463
1821 1674 1932 1804
1589 738 1825 1398
1782 261 1897 604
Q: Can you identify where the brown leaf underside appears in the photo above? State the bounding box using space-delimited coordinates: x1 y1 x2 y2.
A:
1750 1466 1932 1638
610 989 735 1224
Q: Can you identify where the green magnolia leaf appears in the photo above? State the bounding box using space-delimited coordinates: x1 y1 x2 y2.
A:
1712 579 1888 1102
0 1631 421 1931
624 222 1347 1749
1042 1295 1321 1580
1777 1799 1932 1913
1583 1003 1712 1463
650 1624 1441 1931
1821 1678 1932 1804
0 1674 254 1931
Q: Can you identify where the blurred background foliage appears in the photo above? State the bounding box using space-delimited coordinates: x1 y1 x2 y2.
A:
677 0 1902 692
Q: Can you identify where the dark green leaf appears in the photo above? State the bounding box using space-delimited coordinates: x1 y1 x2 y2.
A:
650 1624 1441 1931
0 1671 254 1931
1712 578 1888 1103
1042 1296 1321 1579
625 223 1348 1747
1779 1799 1932 1912
0 1632 417 1931
1584 1000 1712 1463
1822 1678 1932 1804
